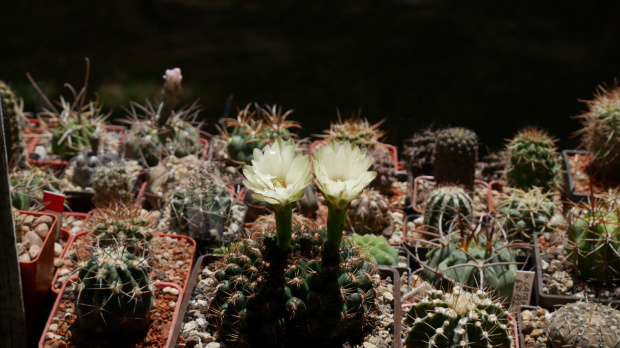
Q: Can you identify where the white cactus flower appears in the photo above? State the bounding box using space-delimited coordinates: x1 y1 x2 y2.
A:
312 141 376 210
163 68 183 88
242 138 312 208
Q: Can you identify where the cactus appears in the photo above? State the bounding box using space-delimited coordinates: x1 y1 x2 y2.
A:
369 148 396 195
403 128 436 177
220 103 301 164
73 245 155 337
350 233 398 266
168 167 233 243
207 228 379 347
87 201 158 250
420 218 517 301
0 81 27 164
423 186 474 233
404 287 514 348
70 133 122 188
345 188 392 235
567 198 620 283
497 187 557 241
547 301 620 348
433 127 478 189
480 150 507 182
316 111 386 150
9 166 60 211
92 164 136 208
574 83 620 180
504 127 562 191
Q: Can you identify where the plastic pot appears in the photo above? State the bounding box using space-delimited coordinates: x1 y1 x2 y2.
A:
169 254 403 348
562 149 591 204
39 280 183 348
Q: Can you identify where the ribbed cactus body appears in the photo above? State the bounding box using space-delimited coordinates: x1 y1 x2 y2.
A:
403 129 435 177
209 228 379 347
351 234 398 265
422 234 517 301
0 81 26 164
423 186 474 233
89 203 156 249
92 164 135 207
547 302 620 348
51 120 97 160
405 288 513 348
369 148 395 195
74 247 154 337
346 188 391 235
319 116 386 150
505 128 562 191
433 127 478 189
498 187 556 240
126 123 165 166
568 206 620 283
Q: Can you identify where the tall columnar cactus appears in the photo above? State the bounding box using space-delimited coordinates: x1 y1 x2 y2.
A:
9 166 60 211
369 148 396 195
403 128 436 177
350 233 398 266
405 287 514 348
547 301 620 348
421 218 517 301
504 127 562 191
423 186 474 233
316 112 386 150
169 170 233 242
221 103 301 164
433 127 478 189
345 188 392 235
92 164 136 207
574 83 620 180
567 199 620 283
0 81 26 164
498 187 557 241
87 201 158 250
73 246 155 337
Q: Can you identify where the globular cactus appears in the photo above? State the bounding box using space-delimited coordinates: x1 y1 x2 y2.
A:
567 198 620 283
169 169 233 242
73 245 155 337
369 148 396 195
405 287 514 348
504 127 562 192
221 103 301 164
498 187 557 241
92 164 136 207
423 186 474 233
574 83 620 180
87 201 159 250
433 127 478 189
345 188 392 236
421 218 517 301
547 301 620 348
207 228 379 347
350 233 398 266
403 128 435 177
316 112 386 150
0 81 27 164
9 166 60 211
480 150 507 182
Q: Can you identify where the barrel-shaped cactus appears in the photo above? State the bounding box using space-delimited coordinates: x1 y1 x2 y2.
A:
345 188 391 235
92 164 136 207
87 201 158 250
547 301 620 348
405 287 514 348
498 187 557 241
504 127 562 191
317 112 386 150
433 127 478 189
423 186 474 233
73 246 155 337
351 233 398 266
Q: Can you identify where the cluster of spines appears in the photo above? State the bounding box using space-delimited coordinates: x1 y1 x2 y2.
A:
423 186 474 233
504 127 562 192
405 287 513 348
0 81 26 164
92 164 135 207
9 166 59 211
316 112 386 150
208 228 379 348
433 127 478 189
497 187 557 241
88 201 158 249
346 188 391 235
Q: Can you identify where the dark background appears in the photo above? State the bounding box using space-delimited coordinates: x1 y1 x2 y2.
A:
2 0 620 155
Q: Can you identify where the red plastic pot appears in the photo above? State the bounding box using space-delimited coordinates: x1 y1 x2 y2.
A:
39 280 183 348
17 210 58 319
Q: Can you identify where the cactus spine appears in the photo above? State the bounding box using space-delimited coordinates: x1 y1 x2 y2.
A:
405 287 514 348
92 164 136 208
498 187 557 241
345 188 392 235
317 112 386 150
423 186 474 233
504 127 562 191
547 301 620 348
88 201 158 250
433 127 478 189
0 81 26 164
350 233 398 266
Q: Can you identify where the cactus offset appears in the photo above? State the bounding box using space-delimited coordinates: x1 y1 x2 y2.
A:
434 127 478 189
574 83 620 180
403 128 436 177
498 187 558 241
423 186 474 233
350 233 398 266
345 188 392 235
547 301 620 348
504 127 562 191
73 245 155 337
405 287 514 348
0 81 27 164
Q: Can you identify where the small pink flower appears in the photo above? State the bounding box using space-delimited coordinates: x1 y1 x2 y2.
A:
163 68 182 89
